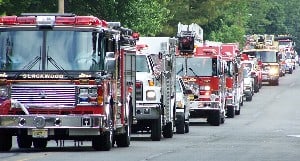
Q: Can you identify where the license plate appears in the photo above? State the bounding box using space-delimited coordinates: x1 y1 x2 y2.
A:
32 129 48 138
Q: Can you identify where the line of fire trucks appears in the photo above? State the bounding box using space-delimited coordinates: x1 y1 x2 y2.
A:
0 13 298 151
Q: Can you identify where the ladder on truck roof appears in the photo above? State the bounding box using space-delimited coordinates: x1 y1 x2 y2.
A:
177 22 203 44
161 38 177 124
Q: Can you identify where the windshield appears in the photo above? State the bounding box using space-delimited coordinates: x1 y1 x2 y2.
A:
279 41 292 46
243 68 250 78
257 51 277 63
0 30 100 71
136 55 150 72
226 61 233 77
243 62 252 71
285 52 293 59
176 57 216 77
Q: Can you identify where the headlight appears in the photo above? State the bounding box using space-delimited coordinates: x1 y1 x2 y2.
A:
146 90 156 100
79 88 89 95
89 87 98 96
78 87 98 104
0 86 8 97
269 68 278 75
200 86 210 90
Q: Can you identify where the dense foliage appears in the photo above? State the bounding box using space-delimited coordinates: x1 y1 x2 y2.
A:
1 0 300 51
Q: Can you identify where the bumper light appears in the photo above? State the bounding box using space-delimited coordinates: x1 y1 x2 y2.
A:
210 94 217 101
176 101 183 108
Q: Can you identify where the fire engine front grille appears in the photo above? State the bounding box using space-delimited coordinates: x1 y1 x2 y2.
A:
136 80 143 101
10 84 76 108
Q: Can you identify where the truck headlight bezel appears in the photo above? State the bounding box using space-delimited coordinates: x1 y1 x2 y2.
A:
0 86 8 97
146 90 156 100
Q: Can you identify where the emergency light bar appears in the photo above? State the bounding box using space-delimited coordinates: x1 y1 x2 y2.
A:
0 14 106 27
222 52 232 56
203 49 216 54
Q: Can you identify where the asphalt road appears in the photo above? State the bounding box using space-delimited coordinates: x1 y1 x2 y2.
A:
1 67 300 161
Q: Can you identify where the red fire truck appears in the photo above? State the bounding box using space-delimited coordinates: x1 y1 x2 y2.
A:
0 13 136 151
221 43 243 118
243 34 279 86
176 23 225 126
176 43 226 126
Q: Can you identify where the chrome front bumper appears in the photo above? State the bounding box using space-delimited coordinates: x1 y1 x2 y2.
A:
0 114 108 136
135 103 161 120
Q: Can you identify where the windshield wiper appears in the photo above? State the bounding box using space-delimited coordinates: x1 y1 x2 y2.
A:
47 56 73 80
23 56 41 70
189 67 198 77
14 56 41 78
177 64 184 75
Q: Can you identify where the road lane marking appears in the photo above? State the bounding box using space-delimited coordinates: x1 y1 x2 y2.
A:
287 135 300 138
289 82 295 87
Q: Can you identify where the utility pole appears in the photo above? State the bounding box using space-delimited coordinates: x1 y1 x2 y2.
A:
58 0 64 13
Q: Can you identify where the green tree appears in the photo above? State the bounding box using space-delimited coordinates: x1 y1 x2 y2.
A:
0 0 170 36
117 0 171 36
264 2 287 35
207 0 249 44
246 0 272 34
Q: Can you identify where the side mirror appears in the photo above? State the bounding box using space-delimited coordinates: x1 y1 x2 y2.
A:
158 52 163 59
105 52 116 73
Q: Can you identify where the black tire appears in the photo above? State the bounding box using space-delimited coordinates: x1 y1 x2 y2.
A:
235 107 241 115
0 130 12 152
259 82 262 89
226 106 235 118
116 99 132 147
240 97 244 106
93 101 113 151
151 117 162 141
289 68 293 74
254 84 259 93
33 138 47 149
246 95 252 101
17 135 32 148
221 113 225 124
209 111 221 126
184 122 189 133
92 131 112 151
115 125 130 147
163 122 173 138
176 113 185 134
254 77 259 93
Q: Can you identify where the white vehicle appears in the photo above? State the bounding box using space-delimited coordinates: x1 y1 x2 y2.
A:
175 75 190 134
132 37 177 141
242 68 254 101
284 53 294 74
241 59 260 93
